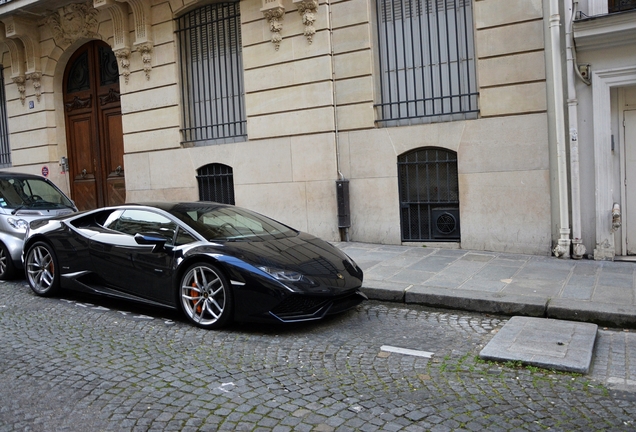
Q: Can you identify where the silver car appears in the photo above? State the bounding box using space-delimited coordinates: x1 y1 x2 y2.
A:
0 172 76 279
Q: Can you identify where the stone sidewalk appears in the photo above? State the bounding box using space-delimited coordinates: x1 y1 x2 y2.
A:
335 242 636 329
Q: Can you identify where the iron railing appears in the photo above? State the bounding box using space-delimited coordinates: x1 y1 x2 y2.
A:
197 163 235 204
398 148 459 241
609 0 636 12
176 3 246 146
375 0 478 126
0 66 11 167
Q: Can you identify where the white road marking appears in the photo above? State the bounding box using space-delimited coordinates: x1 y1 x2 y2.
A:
380 345 434 358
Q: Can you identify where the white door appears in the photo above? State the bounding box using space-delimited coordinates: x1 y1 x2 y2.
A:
625 109 636 254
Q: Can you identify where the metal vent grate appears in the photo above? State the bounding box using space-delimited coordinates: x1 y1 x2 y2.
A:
197 163 235 204
436 212 456 234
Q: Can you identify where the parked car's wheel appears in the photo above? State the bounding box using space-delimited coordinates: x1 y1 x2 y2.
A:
0 242 16 280
25 242 60 296
179 263 233 329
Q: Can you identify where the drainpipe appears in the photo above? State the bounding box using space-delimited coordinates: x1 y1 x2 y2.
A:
326 0 349 241
549 0 571 258
565 0 589 259
326 0 343 182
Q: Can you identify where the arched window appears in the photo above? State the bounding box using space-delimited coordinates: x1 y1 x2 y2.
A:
197 163 235 204
398 147 460 241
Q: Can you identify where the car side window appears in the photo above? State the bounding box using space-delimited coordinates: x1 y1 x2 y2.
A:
107 209 177 245
174 227 198 246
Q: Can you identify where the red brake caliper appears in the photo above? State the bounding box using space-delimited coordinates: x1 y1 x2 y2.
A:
191 282 202 314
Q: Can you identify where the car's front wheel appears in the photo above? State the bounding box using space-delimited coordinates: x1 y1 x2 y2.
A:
0 242 16 280
179 263 233 329
25 242 60 296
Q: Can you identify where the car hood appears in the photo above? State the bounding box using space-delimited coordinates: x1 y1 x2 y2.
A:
204 233 363 288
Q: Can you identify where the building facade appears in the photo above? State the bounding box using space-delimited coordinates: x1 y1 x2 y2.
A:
0 0 632 259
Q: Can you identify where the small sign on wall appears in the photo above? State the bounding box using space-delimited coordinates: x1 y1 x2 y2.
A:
41 166 49 177
29 101 34 109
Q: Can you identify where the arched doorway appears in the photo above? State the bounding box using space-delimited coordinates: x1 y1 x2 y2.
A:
63 40 125 210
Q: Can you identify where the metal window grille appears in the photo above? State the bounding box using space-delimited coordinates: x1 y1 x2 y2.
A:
176 3 246 146
609 0 636 12
375 0 478 126
398 148 460 241
197 163 235 204
0 67 11 167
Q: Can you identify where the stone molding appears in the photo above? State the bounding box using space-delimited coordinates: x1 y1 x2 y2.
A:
1 16 42 103
93 0 131 82
293 0 318 44
0 26 26 104
120 0 154 79
591 66 636 260
44 1 100 46
261 0 285 51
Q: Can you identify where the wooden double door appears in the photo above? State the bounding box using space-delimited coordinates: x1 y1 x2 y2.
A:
64 40 125 211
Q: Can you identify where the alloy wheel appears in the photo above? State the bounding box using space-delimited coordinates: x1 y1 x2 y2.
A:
26 244 56 295
180 264 230 328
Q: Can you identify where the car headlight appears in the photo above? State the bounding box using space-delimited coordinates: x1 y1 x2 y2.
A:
258 266 303 282
7 217 28 231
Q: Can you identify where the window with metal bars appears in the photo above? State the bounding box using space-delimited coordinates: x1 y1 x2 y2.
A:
398 147 460 241
608 0 636 12
375 0 478 126
176 3 246 146
197 163 235 205
0 67 10 167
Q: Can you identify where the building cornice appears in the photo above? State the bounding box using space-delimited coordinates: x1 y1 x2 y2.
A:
573 10 636 51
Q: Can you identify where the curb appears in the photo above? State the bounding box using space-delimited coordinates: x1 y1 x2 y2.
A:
361 283 636 329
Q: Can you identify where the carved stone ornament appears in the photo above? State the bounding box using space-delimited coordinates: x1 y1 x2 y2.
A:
65 94 92 112
136 42 153 80
261 0 285 51
294 0 319 44
114 48 131 84
26 72 42 102
44 1 99 46
12 75 26 105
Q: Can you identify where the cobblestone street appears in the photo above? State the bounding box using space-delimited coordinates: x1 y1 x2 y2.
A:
1 279 636 431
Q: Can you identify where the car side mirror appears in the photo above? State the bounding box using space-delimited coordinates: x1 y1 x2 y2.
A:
134 232 168 252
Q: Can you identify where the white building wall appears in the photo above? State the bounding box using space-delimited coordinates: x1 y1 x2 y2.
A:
0 0 555 255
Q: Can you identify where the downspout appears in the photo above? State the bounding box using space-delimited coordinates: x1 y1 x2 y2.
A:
549 0 571 258
326 0 349 242
565 0 589 259
326 0 343 182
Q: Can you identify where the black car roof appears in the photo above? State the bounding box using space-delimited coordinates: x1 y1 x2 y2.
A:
130 201 231 212
0 171 48 180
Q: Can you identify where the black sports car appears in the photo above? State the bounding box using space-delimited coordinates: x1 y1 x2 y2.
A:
22 202 366 329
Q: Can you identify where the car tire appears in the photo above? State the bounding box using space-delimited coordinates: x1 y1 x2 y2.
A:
179 262 233 329
0 242 16 280
25 241 60 297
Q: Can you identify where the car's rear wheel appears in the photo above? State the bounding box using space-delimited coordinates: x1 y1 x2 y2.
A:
0 242 16 280
179 263 233 329
25 242 60 296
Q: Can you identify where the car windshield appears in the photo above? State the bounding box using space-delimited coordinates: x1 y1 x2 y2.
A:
0 177 75 210
170 204 297 241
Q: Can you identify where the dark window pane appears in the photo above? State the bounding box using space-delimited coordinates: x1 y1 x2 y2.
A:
197 163 235 205
375 0 478 125
0 66 10 167
398 147 460 241
67 51 90 93
176 2 246 145
99 45 119 86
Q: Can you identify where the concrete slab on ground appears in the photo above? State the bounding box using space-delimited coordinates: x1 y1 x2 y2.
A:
479 316 598 374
